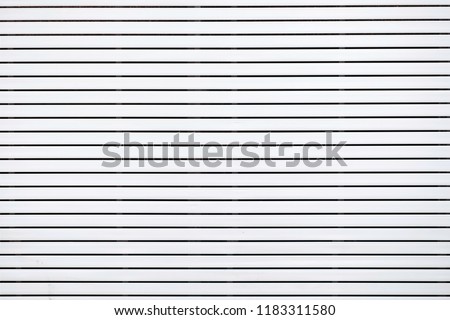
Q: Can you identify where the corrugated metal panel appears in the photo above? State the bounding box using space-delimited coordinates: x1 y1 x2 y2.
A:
0 0 449 298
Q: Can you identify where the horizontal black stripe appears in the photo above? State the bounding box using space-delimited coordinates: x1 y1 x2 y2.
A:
0 266 446 269
4 185 448 188
2 60 448 63
3 158 449 160
1 5 449 8
2 199 449 201
3 130 448 133
2 172 448 174
2 116 448 119
2 102 447 105
2 33 449 36
2 47 449 50
1 226 447 229
3 213 447 215
1 281 448 284
1 88 448 92
2 144 448 147
2 19 449 22
1 240 447 243
1 74 448 77
1 254 446 256
0 293 450 298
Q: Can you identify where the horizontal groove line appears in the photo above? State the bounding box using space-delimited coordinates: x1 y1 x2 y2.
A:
1 226 447 229
1 281 448 284
1 75 449 78
2 33 449 36
2 47 449 50
1 19 449 22
4 158 450 160
1 240 448 243
0 295 448 297
1 295 448 297
2 61 448 64
4 185 449 188
3 172 449 175
0 47 450 51
2 5 450 8
2 199 449 202
3 213 448 215
0 266 447 270
1 116 448 119
2 144 449 147
1 254 446 256
3 131 449 133
2 88 449 92
2 102 448 105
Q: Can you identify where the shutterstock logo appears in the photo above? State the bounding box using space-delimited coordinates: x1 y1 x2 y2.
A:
101 132 347 168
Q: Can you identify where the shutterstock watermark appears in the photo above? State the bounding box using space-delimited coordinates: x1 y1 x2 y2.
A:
101 132 347 168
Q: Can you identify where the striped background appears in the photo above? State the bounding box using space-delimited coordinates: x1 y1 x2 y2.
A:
0 0 449 298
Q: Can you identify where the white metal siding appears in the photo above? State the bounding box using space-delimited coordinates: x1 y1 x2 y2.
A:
0 0 449 298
